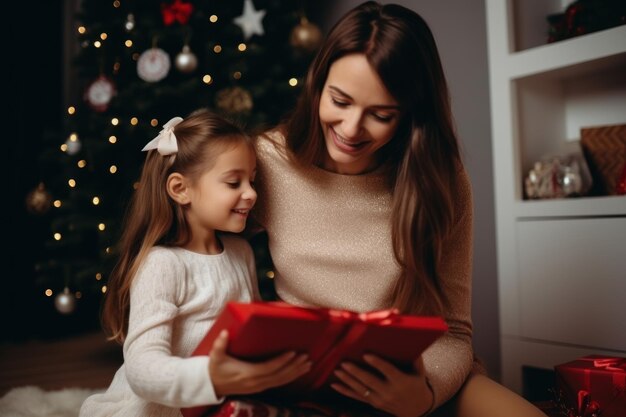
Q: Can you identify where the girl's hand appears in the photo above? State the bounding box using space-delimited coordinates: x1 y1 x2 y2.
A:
209 330 312 397
331 354 433 417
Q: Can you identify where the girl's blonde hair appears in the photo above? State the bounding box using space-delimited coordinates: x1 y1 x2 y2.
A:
101 109 253 343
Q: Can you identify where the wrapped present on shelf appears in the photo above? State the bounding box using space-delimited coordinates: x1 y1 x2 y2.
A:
554 355 626 417
580 123 626 195
182 301 448 417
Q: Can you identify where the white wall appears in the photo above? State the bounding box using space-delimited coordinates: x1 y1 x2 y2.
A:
315 0 499 379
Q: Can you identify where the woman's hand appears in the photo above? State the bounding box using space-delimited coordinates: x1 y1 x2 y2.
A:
331 354 433 417
209 330 312 397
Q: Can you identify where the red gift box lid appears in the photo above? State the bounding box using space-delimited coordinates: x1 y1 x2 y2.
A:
556 355 626 375
182 301 448 417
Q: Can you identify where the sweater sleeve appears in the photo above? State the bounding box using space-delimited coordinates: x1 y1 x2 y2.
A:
420 167 475 411
123 249 223 408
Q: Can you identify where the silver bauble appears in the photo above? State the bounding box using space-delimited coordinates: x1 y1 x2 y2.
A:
561 167 582 196
65 136 82 155
54 287 76 314
175 45 198 73
125 13 135 32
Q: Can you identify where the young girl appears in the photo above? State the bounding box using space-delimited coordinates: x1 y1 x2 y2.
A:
80 109 311 417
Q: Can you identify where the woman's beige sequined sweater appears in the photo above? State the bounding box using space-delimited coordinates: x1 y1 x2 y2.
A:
253 132 476 411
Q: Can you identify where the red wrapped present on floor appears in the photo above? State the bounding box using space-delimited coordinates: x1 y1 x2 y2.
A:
182 301 448 417
203 398 328 417
204 398 384 417
555 355 626 417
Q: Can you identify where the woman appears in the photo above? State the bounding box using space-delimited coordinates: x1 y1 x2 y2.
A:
249 2 546 416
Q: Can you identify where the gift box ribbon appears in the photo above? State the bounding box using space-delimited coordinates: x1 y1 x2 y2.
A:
307 308 401 390
583 357 626 372
267 303 401 385
576 390 601 417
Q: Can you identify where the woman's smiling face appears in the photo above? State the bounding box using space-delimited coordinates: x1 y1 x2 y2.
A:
318 53 402 175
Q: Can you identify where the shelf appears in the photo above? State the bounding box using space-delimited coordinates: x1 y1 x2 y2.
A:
487 0 626 393
515 195 626 218
506 25 626 80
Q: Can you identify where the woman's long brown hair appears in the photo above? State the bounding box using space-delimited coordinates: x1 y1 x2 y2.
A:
284 1 461 315
101 109 253 343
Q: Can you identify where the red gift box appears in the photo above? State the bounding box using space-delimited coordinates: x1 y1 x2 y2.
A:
555 355 626 417
204 398 328 417
182 301 447 417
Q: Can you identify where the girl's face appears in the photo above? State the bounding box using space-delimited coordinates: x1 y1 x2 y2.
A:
319 53 401 175
186 142 257 236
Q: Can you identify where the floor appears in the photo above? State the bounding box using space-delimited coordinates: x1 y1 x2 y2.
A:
0 330 123 396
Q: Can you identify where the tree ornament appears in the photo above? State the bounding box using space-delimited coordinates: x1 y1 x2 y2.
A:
25 182 52 215
84 75 116 112
175 44 198 73
290 17 322 54
64 134 82 155
54 287 76 314
161 0 194 26
137 47 171 82
125 13 135 32
216 86 253 114
233 0 266 40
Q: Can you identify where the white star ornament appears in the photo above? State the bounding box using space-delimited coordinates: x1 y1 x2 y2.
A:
233 0 266 40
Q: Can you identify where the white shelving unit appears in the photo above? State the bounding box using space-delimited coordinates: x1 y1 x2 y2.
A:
485 0 626 394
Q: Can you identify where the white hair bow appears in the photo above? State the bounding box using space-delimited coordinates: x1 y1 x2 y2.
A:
142 117 183 155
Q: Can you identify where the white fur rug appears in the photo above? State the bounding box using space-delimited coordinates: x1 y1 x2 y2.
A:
0 386 103 417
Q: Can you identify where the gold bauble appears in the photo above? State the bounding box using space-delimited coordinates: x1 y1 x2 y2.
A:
215 86 253 114
290 18 323 54
25 182 52 215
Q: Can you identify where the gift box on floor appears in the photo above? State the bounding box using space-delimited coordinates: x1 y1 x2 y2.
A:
204 398 328 417
555 355 626 417
182 301 447 417
203 398 382 417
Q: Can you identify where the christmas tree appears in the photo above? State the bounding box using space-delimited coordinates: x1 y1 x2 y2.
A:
26 0 321 334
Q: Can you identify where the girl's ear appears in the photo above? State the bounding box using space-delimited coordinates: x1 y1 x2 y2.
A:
166 172 190 204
